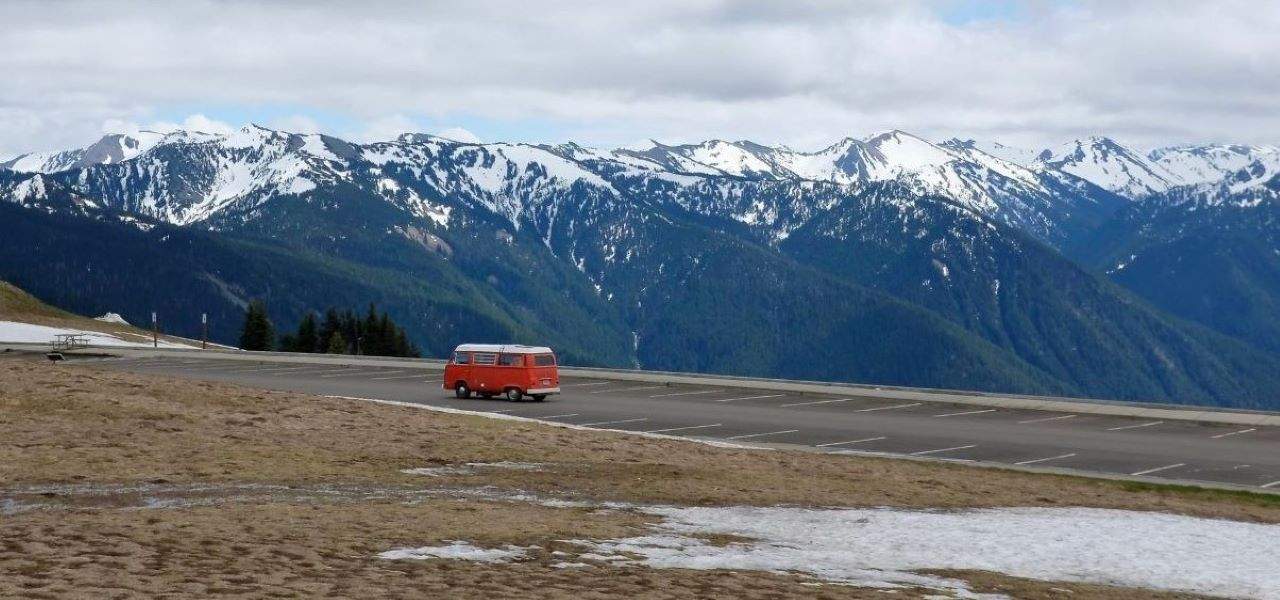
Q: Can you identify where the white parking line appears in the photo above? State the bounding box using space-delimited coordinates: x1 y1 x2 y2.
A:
816 436 886 447
487 409 517 414
577 418 649 427
1262 481 1280 489
1107 421 1164 431
909 444 976 456
642 423 723 434
1210 428 1256 439
278 368 355 376
538 413 579 420
372 373 435 381
563 381 612 387
933 409 997 418
648 389 723 398
779 398 849 408
726 429 799 440
852 402 921 412
715 394 785 403
1018 414 1077 424
1014 453 1077 466
1130 463 1186 476
591 385 664 394
319 370 385 378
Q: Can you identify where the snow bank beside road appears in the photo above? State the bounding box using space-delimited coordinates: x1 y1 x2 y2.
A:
0 320 189 348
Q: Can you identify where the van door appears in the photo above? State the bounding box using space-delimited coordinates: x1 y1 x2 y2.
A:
530 353 557 391
496 352 524 392
449 351 473 388
471 351 498 393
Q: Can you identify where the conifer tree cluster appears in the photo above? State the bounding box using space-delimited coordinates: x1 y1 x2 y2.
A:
275 303 420 358
238 299 275 351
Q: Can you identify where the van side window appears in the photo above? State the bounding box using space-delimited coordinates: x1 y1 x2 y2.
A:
534 354 556 366
497 354 523 367
454 351 471 365
473 352 497 365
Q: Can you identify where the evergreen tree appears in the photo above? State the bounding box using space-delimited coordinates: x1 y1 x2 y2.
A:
326 331 347 354
318 308 342 354
295 312 319 353
238 299 274 351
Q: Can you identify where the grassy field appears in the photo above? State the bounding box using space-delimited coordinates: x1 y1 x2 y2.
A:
2 355 1268 598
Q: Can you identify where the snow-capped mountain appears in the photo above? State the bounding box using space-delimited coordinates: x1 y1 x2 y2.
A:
945 138 1042 167
573 130 1124 246
1150 144 1280 187
1035 136 1182 198
1 131 166 173
0 125 1124 248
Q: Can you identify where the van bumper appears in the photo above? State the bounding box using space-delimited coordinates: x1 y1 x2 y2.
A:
527 387 561 395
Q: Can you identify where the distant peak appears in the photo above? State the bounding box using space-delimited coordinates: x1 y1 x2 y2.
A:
865 129 931 146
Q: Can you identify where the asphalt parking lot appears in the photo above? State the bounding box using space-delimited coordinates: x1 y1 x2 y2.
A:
95 356 1280 491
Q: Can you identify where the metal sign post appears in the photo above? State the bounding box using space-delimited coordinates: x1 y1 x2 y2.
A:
151 311 158 348
201 312 208 350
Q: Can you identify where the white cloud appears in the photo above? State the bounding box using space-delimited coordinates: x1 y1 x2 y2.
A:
356 114 419 143
434 127 481 144
266 115 323 135
1 0 1278 156
100 114 237 138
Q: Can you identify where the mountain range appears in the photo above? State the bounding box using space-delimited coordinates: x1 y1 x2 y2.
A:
3 125 1280 409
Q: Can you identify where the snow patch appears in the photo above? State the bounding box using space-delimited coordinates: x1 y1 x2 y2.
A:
0 321 190 348
378 541 532 563
94 313 130 325
571 505 1280 599
400 462 545 477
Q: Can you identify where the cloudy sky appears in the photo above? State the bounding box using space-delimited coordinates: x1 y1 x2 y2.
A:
2 0 1278 157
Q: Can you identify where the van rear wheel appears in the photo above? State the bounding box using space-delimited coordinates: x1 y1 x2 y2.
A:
454 383 471 399
504 388 523 402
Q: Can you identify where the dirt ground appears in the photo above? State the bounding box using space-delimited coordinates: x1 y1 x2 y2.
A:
1 355 1263 598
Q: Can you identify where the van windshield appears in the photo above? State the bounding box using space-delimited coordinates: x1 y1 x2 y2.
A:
533 354 556 366
453 351 471 365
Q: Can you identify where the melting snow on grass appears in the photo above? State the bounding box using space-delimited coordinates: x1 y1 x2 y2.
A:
572 505 1280 599
378 541 532 563
380 502 1280 599
399 462 545 477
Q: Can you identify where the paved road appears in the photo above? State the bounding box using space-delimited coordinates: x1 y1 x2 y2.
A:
94 356 1280 491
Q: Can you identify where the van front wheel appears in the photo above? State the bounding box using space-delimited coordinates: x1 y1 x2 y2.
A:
505 388 523 402
455 383 471 399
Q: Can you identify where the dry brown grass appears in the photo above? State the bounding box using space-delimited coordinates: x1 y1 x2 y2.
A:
0 356 1256 598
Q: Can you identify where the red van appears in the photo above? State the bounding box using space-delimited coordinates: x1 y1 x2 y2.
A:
443 344 560 401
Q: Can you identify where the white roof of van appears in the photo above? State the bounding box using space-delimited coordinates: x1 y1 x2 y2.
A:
454 343 554 354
